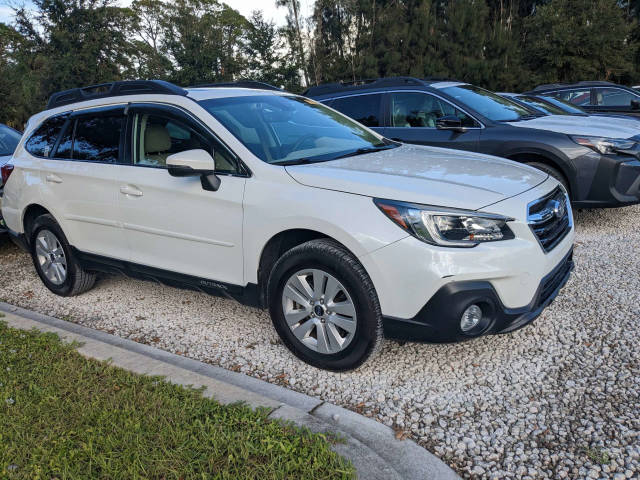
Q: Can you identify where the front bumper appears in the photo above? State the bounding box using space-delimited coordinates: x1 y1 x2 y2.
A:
572 153 640 208
383 248 574 342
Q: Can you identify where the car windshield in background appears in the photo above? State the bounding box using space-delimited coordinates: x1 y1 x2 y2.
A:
440 84 535 122
0 125 21 156
515 96 566 115
198 95 396 165
536 96 587 114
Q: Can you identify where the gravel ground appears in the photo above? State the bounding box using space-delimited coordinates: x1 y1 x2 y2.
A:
1 206 639 480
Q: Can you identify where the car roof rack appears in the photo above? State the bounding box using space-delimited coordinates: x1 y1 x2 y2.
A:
304 76 427 97
532 80 616 91
188 81 282 91
46 80 188 110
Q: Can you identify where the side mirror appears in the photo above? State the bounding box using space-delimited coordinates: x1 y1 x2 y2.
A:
436 115 467 133
631 99 640 110
167 149 220 191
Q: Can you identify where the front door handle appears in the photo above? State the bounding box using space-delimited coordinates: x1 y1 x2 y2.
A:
45 174 63 184
120 185 143 197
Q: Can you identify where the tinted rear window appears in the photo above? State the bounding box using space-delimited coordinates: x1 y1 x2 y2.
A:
25 116 67 157
73 115 123 163
330 94 382 127
0 125 21 156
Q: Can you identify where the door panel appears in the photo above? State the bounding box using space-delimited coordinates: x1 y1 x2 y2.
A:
116 167 246 284
115 105 246 285
37 109 127 259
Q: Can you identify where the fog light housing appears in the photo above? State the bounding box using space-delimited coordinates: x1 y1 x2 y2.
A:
460 304 483 332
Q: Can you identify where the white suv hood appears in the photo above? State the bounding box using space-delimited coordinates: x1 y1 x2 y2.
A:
511 115 640 139
285 144 547 210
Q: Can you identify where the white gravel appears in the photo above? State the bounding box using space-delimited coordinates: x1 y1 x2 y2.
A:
1 206 639 479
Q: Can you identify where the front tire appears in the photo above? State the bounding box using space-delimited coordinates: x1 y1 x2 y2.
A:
527 162 570 195
267 239 383 371
29 214 96 297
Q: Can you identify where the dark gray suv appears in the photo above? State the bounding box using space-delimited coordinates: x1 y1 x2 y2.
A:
306 77 640 208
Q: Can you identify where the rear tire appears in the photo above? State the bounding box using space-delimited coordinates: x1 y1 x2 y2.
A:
267 239 383 371
526 162 570 194
29 214 96 297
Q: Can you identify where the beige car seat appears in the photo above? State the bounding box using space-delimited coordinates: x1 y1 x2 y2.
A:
143 123 171 166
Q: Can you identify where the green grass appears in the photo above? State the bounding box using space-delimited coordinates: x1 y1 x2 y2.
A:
0 322 355 479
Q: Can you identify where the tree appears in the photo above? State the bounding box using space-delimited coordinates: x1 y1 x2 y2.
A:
129 0 172 79
524 0 634 86
161 0 248 85
277 0 311 85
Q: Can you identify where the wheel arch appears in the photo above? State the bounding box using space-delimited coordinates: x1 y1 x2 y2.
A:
22 204 54 245
506 150 573 195
255 228 362 308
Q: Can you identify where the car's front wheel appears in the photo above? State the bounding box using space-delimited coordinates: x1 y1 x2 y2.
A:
29 214 96 297
267 239 383 371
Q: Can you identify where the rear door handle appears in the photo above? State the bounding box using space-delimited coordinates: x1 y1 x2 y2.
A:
120 185 143 197
45 174 63 184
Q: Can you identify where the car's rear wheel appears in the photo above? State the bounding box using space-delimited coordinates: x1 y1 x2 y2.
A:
29 214 96 297
267 239 382 371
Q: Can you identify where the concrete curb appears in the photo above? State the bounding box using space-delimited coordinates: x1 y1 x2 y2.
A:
0 302 460 480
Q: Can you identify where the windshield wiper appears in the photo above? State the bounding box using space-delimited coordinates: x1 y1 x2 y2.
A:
271 158 316 166
333 144 397 160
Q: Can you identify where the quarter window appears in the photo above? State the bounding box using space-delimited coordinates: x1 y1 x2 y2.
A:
132 112 238 174
330 94 382 127
25 115 67 157
390 92 478 128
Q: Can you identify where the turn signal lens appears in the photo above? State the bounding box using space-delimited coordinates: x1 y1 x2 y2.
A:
1 164 14 186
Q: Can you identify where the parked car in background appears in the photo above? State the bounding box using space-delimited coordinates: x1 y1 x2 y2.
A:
0 124 22 233
2 80 574 370
306 77 640 208
499 92 640 126
526 81 640 116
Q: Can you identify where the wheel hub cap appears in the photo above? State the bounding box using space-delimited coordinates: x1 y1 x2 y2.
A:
281 268 357 355
35 229 67 286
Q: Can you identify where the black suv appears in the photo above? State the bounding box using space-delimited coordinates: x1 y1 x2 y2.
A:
306 77 640 209
525 81 640 116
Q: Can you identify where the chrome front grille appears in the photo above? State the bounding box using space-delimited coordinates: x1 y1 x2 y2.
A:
528 187 572 253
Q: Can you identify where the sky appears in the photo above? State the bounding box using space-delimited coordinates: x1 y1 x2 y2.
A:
0 0 314 26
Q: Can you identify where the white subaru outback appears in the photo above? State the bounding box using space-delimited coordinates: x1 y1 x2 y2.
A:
1 80 574 370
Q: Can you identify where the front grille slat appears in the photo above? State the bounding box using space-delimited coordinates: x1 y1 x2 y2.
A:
528 187 572 253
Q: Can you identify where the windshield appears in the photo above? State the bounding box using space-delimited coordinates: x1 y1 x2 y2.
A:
514 96 567 115
440 84 536 122
535 95 587 114
0 125 21 156
198 94 396 164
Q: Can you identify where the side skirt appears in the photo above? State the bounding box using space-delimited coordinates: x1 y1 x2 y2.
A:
71 247 262 308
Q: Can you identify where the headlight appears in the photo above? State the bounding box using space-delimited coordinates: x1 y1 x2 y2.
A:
571 135 637 155
374 199 515 248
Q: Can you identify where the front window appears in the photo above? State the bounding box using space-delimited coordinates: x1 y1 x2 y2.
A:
198 95 396 165
439 84 535 122
0 125 21 157
390 92 479 128
330 94 382 127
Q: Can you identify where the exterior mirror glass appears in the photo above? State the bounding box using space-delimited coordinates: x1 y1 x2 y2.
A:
436 115 466 132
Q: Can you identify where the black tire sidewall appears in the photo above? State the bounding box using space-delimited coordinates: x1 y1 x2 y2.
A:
528 162 570 194
29 215 79 296
268 243 379 371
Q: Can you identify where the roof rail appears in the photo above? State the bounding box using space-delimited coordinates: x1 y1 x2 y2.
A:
46 80 188 110
532 80 616 91
304 76 426 97
188 81 282 91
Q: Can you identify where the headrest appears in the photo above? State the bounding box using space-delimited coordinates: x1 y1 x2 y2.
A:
145 124 171 153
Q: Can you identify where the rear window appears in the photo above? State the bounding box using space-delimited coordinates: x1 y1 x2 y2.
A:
0 125 21 156
52 112 124 163
330 94 382 127
25 115 67 157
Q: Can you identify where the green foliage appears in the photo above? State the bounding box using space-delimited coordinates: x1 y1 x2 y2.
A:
1 0 640 126
0 322 355 479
